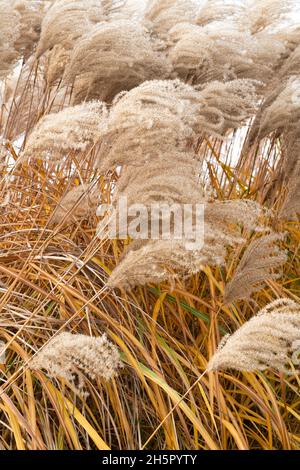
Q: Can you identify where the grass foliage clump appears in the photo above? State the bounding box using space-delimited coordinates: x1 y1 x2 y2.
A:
0 0 299 451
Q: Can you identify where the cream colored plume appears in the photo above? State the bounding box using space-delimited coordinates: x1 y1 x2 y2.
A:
144 0 197 39
196 1 292 33
64 20 171 104
49 184 99 226
12 0 45 59
95 78 260 290
22 101 107 160
0 0 49 79
0 1 20 78
168 22 285 85
196 0 245 27
244 0 293 34
208 298 300 374
106 199 265 290
279 159 300 221
36 0 106 57
258 77 300 138
30 332 122 394
36 0 109 84
224 233 287 304
97 78 258 172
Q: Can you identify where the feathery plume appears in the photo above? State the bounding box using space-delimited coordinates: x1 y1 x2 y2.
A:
95 78 260 290
144 0 197 39
97 78 258 172
0 1 20 78
12 0 45 59
224 233 287 304
0 0 48 79
168 22 285 85
258 77 300 138
30 332 122 394
64 20 171 104
106 199 265 289
244 0 292 34
196 0 244 27
36 0 106 57
208 298 300 374
36 0 109 83
22 101 107 160
49 184 99 225
279 160 300 220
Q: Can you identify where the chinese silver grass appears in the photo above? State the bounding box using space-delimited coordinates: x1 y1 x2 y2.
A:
277 44 300 84
224 233 287 304
96 79 205 172
196 0 245 27
1 61 44 140
36 0 106 57
196 1 292 33
244 0 292 35
204 199 267 233
108 0 146 21
106 199 265 289
44 43 70 85
198 79 259 135
22 101 107 161
49 184 99 225
258 77 300 138
113 156 201 208
12 0 45 60
106 239 219 290
97 78 258 173
95 76 260 290
0 1 20 78
35 0 108 84
64 20 171 104
207 298 300 374
29 332 122 395
244 76 300 152
144 0 198 39
275 26 300 60
168 22 285 85
279 160 300 221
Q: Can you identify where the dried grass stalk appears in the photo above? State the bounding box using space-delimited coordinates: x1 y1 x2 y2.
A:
224 233 287 304
30 332 122 394
208 298 300 374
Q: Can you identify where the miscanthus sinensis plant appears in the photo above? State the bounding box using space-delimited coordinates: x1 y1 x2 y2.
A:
0 0 299 451
208 299 300 374
30 332 122 395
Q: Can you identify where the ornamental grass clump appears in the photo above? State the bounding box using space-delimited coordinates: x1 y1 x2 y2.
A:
0 0 299 452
